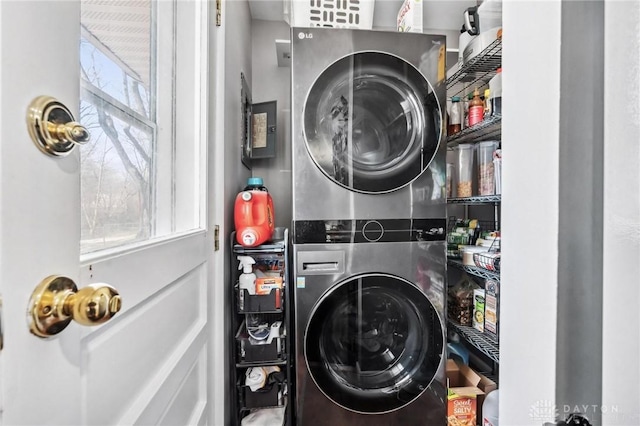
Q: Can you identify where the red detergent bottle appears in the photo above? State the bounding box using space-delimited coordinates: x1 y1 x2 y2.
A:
234 177 275 247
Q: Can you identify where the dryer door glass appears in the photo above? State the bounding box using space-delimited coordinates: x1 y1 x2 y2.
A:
303 52 441 194
305 273 444 414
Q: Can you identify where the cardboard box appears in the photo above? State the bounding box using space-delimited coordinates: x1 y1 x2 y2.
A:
473 289 486 332
446 359 497 425
484 280 499 341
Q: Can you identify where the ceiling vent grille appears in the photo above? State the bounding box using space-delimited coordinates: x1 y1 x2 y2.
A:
286 0 374 29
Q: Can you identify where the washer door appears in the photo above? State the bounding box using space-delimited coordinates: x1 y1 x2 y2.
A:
303 52 441 193
304 273 443 414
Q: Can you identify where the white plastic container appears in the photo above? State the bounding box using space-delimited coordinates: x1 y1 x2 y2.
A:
483 389 499 426
458 29 473 64
461 245 488 266
284 0 375 29
476 0 502 33
446 163 455 198
464 1 502 35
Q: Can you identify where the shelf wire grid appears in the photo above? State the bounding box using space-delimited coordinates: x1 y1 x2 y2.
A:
446 114 502 147
446 37 502 97
447 194 501 205
448 258 500 282
448 320 500 364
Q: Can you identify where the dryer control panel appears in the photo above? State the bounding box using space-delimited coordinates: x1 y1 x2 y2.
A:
293 218 446 244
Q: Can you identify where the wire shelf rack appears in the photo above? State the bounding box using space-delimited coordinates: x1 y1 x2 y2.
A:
446 114 502 147
448 258 500 282
448 320 500 364
446 37 502 97
474 251 501 272
447 194 501 205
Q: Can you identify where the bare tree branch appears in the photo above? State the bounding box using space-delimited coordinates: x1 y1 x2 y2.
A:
96 108 150 236
131 80 148 117
123 126 150 164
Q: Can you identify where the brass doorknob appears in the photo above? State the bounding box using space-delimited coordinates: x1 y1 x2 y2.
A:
26 96 91 157
28 275 122 338
46 121 90 145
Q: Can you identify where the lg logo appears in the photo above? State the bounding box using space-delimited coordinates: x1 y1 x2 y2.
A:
298 31 313 39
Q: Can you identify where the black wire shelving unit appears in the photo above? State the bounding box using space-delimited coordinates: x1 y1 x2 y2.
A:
448 320 500 364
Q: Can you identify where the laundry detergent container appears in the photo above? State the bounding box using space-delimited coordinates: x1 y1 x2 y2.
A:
234 178 275 247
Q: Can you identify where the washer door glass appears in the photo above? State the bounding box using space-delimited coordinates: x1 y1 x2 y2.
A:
303 52 441 193
305 273 443 414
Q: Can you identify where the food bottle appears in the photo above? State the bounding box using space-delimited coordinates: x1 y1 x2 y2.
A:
484 89 492 118
463 94 471 129
447 96 462 135
468 88 484 127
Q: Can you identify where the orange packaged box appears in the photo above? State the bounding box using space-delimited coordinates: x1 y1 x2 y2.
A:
255 277 283 308
447 388 479 426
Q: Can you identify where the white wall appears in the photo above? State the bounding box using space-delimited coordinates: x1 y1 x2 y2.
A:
250 19 292 230
602 1 640 424
500 1 561 424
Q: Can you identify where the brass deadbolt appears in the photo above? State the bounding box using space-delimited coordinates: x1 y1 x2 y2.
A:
28 275 121 338
27 96 90 157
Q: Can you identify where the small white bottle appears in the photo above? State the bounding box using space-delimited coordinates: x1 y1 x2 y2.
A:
483 389 499 426
237 256 256 311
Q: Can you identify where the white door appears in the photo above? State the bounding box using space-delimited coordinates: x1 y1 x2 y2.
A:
0 1 217 425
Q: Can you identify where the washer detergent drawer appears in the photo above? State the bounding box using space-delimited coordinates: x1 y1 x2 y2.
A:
296 250 345 275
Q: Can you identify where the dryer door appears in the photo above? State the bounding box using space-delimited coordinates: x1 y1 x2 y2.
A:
304 273 444 414
303 52 441 194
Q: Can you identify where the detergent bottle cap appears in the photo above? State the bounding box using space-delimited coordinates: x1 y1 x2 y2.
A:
237 256 256 273
247 177 264 187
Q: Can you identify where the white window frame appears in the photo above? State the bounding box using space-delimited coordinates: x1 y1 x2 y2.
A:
79 0 208 264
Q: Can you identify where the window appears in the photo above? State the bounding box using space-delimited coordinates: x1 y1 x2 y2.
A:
79 0 204 253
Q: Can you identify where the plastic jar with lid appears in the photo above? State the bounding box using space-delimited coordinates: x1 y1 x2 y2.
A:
447 96 462 136
477 141 498 195
456 144 475 197
489 68 502 116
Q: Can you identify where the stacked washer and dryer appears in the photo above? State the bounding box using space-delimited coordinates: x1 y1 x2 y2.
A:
291 27 448 425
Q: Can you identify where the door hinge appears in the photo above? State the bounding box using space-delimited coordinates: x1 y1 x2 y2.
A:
216 0 222 26
214 225 220 251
